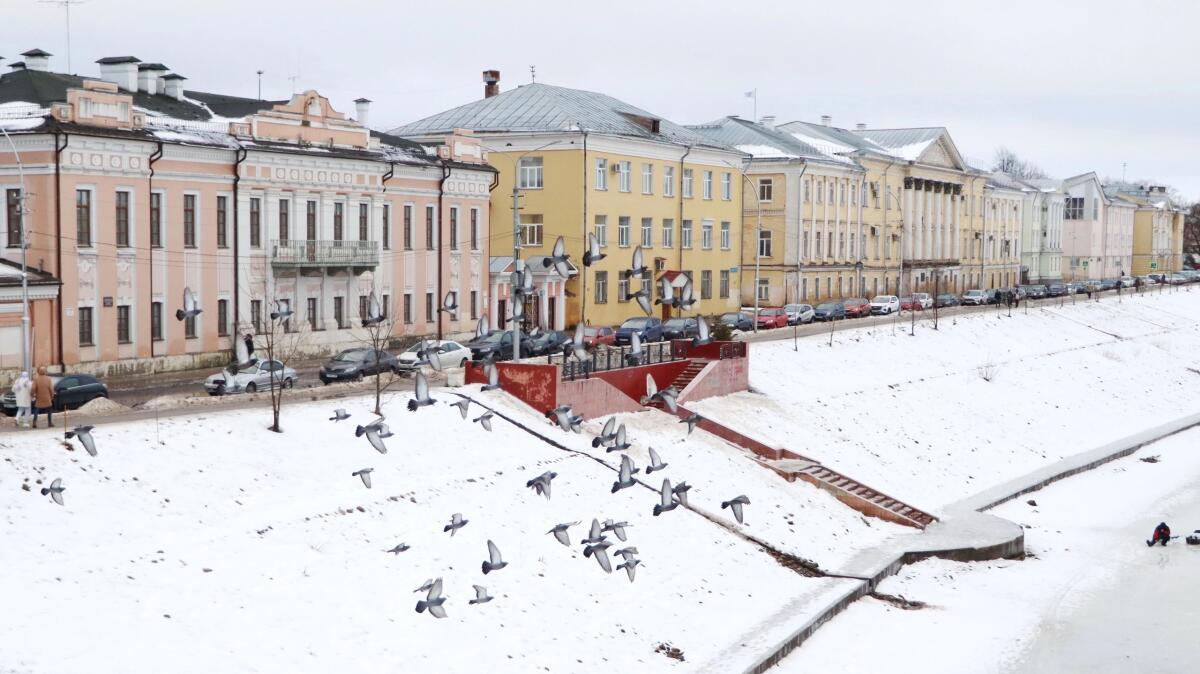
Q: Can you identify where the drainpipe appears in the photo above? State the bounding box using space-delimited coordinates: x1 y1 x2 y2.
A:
381 161 395 192
232 144 247 339
879 157 897 295
148 141 163 361
580 126 588 327
793 160 808 303
436 159 451 341
53 130 68 370
677 145 692 317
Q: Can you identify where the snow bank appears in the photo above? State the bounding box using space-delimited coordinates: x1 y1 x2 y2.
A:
76 396 129 415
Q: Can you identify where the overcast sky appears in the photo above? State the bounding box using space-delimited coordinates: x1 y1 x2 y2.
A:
5 0 1198 201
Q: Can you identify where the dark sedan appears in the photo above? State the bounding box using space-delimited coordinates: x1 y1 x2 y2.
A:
3 374 109 415
719 312 753 331
813 302 846 321
1046 283 1068 297
662 317 699 340
615 317 663 345
464 330 534 361
319 348 399 384
526 330 571 356
935 293 960 308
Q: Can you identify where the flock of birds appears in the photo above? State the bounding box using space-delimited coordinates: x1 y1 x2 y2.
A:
36 239 749 623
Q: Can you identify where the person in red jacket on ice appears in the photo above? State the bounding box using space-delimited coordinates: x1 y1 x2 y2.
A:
1147 522 1171 547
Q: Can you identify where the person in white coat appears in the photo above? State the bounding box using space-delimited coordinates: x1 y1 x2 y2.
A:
12 371 32 428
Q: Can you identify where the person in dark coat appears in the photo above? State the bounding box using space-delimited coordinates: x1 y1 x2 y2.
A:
243 333 255 359
1148 522 1171 546
31 366 54 428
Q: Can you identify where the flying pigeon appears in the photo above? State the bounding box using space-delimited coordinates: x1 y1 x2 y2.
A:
653 478 679 516
549 405 582 433
722 495 751 524
361 292 385 327
580 518 606 546
355 421 389 454
611 454 638 493
451 398 471 420
616 557 642 582
352 468 374 489
64 425 97 457
407 371 436 411
475 314 490 340
329 409 350 422
626 330 643 366
568 322 589 362
269 299 293 322
607 424 631 452
678 276 697 309
655 277 675 307
672 481 692 507
40 478 65 506
542 235 572 278
547 521 579 547
583 540 613 573
469 584 494 605
645 447 667 474
511 260 535 299
385 543 411 555
482 539 508 574
414 340 444 373
613 546 639 562
583 232 605 267
626 282 652 316
642 373 677 412
693 315 712 346
601 519 631 542
439 291 459 319
525 471 557 500
481 362 501 391
414 578 436 594
629 245 649 278
415 577 448 619
233 332 256 369
444 512 468 536
680 413 703 435
507 296 526 322
591 417 617 449
376 423 394 439
175 286 201 322
658 387 679 414
473 410 494 432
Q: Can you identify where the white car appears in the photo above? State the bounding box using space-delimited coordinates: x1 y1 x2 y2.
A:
912 292 934 309
395 340 472 372
783 303 815 325
961 289 987 305
204 359 297 395
1119 276 1135 288
869 295 900 315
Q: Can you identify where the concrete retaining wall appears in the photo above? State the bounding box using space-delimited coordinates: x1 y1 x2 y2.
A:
677 357 749 404
558 376 646 420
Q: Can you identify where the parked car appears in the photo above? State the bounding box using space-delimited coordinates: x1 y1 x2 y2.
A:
662 317 699 340
1097 279 1117 291
813 301 846 321
912 292 934 309
464 330 534 361
1167 273 1187 285
935 293 960 308
580 326 615 347
1135 275 1155 288
1148 273 1166 284
1046 283 1068 297
615 317 664 345
755 307 789 329
842 298 871 318
1179 270 1200 282
1019 284 1047 299
719 312 753 332
397 340 473 371
3 374 110 414
869 295 900 315
783 303 815 325
961 289 987 305
899 296 923 311
526 330 572 357
205 359 297 395
1119 276 1135 288
318 348 400 384
984 289 1002 304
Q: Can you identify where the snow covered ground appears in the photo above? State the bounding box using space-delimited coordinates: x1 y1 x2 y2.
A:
775 426 1200 674
691 292 1200 510
0 382 888 674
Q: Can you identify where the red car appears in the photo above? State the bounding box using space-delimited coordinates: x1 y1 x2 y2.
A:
755 307 789 329
842 298 871 318
581 325 615 347
899 296 923 311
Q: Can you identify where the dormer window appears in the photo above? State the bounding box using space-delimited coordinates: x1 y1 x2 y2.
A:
307 97 322 117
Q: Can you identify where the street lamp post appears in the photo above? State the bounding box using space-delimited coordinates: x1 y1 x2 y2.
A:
723 160 763 333
1 126 32 375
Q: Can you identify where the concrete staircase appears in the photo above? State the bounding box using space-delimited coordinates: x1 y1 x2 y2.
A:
792 464 937 529
667 360 708 395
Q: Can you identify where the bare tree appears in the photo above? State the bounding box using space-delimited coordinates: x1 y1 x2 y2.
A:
1185 202 1200 257
992 147 1048 179
257 290 306 433
353 291 407 417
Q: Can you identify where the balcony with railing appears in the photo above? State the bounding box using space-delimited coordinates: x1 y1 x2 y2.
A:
270 239 380 269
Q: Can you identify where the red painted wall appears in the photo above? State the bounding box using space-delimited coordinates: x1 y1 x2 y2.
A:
591 360 692 402
671 340 747 361
558 377 647 420
465 361 559 413
677 358 749 403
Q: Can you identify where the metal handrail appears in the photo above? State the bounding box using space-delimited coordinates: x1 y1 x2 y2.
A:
270 239 380 266
560 341 678 381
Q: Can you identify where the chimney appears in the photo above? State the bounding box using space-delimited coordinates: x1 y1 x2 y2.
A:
855 123 867 131
820 115 832 127
8 62 26 72
21 49 51 72
137 63 168 94
162 73 187 101
96 56 141 91
759 115 776 130
483 69 500 98
354 97 372 128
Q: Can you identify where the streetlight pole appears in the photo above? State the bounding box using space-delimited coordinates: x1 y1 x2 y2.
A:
724 160 763 333
1 126 32 374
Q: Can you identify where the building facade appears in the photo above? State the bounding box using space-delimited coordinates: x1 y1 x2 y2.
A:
1107 184 1184 275
393 75 745 328
0 51 492 376
1061 172 1134 281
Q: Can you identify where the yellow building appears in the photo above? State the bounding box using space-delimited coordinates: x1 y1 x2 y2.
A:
1110 185 1185 275
393 76 745 328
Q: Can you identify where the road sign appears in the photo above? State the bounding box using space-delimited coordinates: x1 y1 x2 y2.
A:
1150 261 1158 270
1082 260 1089 268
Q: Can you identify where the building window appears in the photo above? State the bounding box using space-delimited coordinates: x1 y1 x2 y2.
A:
449 206 459 250
701 270 712 299
803 179 811 203
76 189 92 247
662 218 674 248
381 295 390 319
382 204 391 249
683 169 694 198
618 161 631 192
521 214 544 247
816 180 823 204
839 182 845 205
757 278 769 302
664 166 675 197
681 220 693 249
152 302 163 340
641 217 653 248
721 172 732 200
594 215 607 247
334 296 345 329
306 200 317 240
470 290 478 320
307 297 319 331
249 197 260 248
403 293 413 324
278 199 289 245
702 220 713 249
642 163 654 194
183 194 197 248
116 305 131 344
758 178 773 202
1065 197 1084 220
618 216 631 247
78 307 94 346
358 294 369 321
333 202 344 241
758 229 772 257
216 195 228 248
185 314 197 339
250 300 261 334
720 221 731 250
595 158 608 190
425 205 435 250
617 272 630 303
425 292 434 323
217 299 228 336
151 193 163 248
359 203 369 241
719 269 730 298
518 156 544 189
5 189 21 247
115 191 130 247
702 170 713 199
594 271 608 304
828 181 834 204
471 208 480 250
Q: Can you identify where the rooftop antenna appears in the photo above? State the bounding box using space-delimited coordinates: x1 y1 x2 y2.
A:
288 73 299 94
529 65 536 83
1121 162 1127 183
39 0 86 73
256 69 264 100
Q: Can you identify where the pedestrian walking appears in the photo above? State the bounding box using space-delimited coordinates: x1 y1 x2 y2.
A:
243 333 255 359
11 371 32 428
31 366 55 429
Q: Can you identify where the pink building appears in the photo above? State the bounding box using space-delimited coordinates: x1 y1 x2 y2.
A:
0 50 494 376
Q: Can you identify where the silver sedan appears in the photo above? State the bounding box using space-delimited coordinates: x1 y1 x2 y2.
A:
204 359 298 395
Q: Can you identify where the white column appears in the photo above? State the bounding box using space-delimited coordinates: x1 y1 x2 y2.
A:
953 190 962 261
903 186 914 260
914 185 925 260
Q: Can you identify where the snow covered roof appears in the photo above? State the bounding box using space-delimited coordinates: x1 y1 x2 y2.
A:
686 116 857 167
853 127 945 161
776 120 894 163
